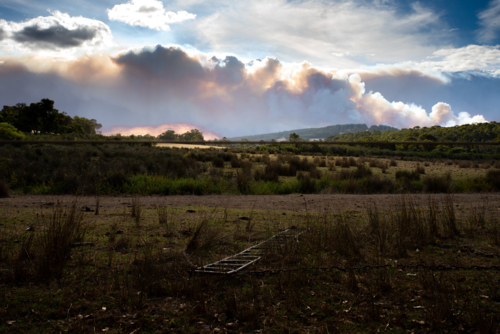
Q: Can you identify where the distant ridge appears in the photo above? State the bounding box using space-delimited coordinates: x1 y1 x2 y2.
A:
228 124 398 141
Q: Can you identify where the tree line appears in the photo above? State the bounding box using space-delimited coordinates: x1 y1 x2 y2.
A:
324 123 500 143
0 99 102 139
0 99 206 141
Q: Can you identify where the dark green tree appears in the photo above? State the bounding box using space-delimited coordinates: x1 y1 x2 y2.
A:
157 130 177 140
289 132 300 141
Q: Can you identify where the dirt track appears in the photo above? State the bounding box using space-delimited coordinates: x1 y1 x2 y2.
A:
1 193 500 213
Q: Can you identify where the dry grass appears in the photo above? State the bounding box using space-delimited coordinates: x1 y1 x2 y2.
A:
2 195 500 332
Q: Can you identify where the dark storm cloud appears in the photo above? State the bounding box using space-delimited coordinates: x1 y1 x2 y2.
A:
212 56 246 85
113 45 205 80
12 23 98 48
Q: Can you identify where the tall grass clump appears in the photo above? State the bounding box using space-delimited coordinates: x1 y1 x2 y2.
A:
423 173 452 193
34 201 86 282
185 210 226 253
236 161 253 194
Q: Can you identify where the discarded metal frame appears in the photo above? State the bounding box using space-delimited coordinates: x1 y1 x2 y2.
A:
193 228 305 275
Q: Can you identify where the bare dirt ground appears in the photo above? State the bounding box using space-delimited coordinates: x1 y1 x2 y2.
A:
2 193 500 214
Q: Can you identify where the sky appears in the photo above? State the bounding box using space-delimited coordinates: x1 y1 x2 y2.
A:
0 0 499 138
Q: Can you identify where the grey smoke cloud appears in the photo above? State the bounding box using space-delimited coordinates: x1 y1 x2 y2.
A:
0 45 491 137
13 23 98 48
113 45 205 80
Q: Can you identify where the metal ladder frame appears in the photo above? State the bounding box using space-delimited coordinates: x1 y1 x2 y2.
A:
193 228 305 275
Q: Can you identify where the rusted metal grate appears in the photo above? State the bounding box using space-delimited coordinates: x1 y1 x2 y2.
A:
194 228 305 275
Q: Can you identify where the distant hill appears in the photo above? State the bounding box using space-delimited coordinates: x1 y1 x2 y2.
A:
228 124 398 141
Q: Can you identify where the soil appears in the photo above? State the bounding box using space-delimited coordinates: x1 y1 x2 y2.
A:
2 193 500 214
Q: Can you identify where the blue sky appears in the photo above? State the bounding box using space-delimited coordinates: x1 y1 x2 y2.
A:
0 0 499 137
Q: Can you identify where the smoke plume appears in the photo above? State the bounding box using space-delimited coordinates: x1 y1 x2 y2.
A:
0 45 489 137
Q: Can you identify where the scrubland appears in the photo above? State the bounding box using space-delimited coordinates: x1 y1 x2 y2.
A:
1 144 500 196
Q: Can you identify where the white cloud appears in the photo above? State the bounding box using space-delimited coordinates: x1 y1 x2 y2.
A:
0 11 113 54
417 44 500 72
195 0 444 68
477 0 500 43
429 103 487 127
107 0 196 31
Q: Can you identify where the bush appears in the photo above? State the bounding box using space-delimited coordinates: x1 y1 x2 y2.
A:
337 164 372 180
212 157 225 168
230 158 242 168
362 175 396 193
415 164 426 174
0 122 25 140
486 170 500 190
423 173 452 193
298 175 316 194
254 166 279 182
395 170 421 181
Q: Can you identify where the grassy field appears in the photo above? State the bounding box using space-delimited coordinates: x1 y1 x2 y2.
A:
1 194 500 333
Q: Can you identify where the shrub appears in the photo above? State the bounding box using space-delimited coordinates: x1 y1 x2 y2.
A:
0 122 25 140
415 164 426 174
486 170 500 190
289 156 314 171
395 170 420 181
212 157 225 168
389 159 397 167
423 173 452 193
236 165 252 194
230 158 242 168
298 175 316 194
309 166 323 179
362 175 395 193
254 166 279 182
